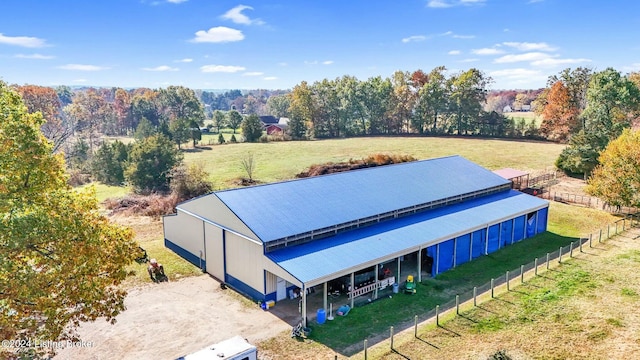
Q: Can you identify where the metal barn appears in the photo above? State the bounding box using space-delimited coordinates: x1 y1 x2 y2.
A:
163 156 549 326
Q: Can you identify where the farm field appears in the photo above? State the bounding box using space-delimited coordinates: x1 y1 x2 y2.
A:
505 111 542 126
180 136 565 189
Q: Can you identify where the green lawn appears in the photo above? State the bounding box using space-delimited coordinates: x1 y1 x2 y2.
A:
181 136 566 189
505 111 542 126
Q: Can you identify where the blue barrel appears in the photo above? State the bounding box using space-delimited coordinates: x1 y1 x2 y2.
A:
392 283 399 294
317 308 326 324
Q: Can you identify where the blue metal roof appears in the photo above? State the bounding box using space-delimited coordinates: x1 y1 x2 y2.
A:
266 190 548 286
208 156 510 242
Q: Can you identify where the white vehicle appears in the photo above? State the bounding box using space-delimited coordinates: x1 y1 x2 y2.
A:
176 336 257 360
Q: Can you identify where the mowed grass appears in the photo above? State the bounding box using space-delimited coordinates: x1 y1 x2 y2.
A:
182 136 566 189
505 111 542 126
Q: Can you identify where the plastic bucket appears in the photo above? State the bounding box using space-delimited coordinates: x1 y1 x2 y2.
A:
392 283 399 294
317 308 326 324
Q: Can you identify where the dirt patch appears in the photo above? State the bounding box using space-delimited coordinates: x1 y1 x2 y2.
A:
54 275 290 360
296 153 416 178
548 175 588 196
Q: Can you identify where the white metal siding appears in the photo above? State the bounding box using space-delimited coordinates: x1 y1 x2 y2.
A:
225 232 263 293
164 212 204 259
179 195 260 241
204 223 224 280
265 271 278 294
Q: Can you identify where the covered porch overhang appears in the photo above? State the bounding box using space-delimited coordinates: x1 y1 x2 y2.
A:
267 190 548 327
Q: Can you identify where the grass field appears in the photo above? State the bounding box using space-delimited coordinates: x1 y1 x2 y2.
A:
505 111 542 126
181 136 565 189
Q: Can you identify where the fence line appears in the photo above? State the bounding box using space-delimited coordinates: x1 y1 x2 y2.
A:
539 191 639 215
361 213 639 360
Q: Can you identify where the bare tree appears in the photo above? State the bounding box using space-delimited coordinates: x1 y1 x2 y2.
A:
240 152 256 183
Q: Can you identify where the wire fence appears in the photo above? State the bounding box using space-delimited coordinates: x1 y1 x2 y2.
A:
354 213 639 360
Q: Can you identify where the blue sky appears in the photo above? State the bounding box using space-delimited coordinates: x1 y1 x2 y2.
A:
1 0 639 90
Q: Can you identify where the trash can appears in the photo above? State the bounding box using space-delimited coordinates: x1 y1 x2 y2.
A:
317 308 326 324
392 283 399 294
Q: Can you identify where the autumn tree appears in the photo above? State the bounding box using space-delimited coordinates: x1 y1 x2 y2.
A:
125 134 183 194
15 85 71 152
586 129 640 208
226 110 243 134
241 114 264 142
556 68 640 175
448 68 491 135
131 89 162 129
413 66 448 134
287 81 313 139
64 88 112 149
539 81 580 142
114 88 133 135
0 81 139 359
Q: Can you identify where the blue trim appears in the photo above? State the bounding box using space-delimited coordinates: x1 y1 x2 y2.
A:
222 231 227 276
165 239 205 271
264 292 277 302
225 273 265 301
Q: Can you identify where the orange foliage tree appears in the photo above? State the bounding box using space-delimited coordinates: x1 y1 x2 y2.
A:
539 81 580 142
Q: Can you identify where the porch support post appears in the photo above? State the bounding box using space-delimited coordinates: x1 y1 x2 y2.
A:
323 282 327 312
302 285 307 328
417 249 422 283
350 272 355 309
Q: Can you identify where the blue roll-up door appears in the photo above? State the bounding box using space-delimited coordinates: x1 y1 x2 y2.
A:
536 207 548 233
471 229 486 259
526 213 536 238
455 234 471 267
487 224 500 254
426 245 437 275
438 239 455 273
514 215 526 242
501 219 513 247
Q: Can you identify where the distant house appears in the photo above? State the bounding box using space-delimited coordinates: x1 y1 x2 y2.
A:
259 116 279 127
503 105 513 113
266 124 288 135
278 117 289 125
521 105 531 112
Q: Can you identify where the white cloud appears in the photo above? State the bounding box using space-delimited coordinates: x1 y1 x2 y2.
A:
73 78 88 83
191 27 244 43
427 0 485 8
221 5 264 25
441 31 474 39
489 68 545 80
174 58 193 63
452 34 475 39
494 52 552 63
402 35 427 43
531 58 591 67
472 48 504 55
304 60 318 65
14 53 54 59
323 60 334 65
0 33 48 48
142 65 179 71
502 42 556 52
263 76 277 80
278 62 288 66
448 50 461 55
57 64 109 71
242 71 264 76
459 58 479 63
166 0 187 3
200 65 245 73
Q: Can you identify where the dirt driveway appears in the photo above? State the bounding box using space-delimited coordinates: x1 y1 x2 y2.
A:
54 275 291 360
